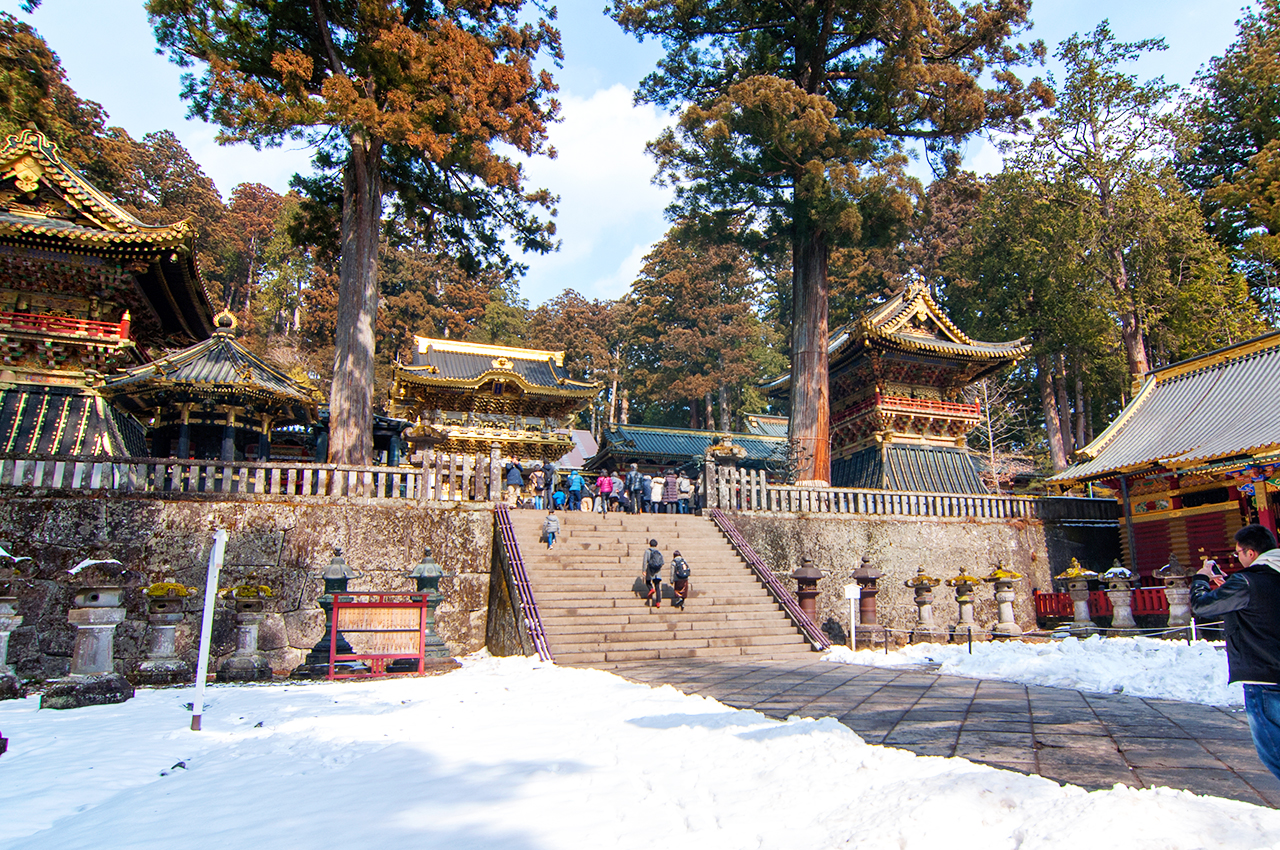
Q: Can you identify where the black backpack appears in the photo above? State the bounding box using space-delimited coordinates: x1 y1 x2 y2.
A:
673 558 690 580
647 548 664 570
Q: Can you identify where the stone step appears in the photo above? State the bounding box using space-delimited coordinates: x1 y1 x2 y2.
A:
547 635 807 656
544 622 802 639
537 609 788 627
551 643 810 664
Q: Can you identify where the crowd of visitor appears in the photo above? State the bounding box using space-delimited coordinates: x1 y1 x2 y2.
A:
501 457 697 512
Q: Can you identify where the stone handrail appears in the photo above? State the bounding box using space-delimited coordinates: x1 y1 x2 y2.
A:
703 462 1118 522
708 509 831 650
0 449 507 503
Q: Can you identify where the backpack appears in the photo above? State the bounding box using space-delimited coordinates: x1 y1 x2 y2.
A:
646 548 664 570
673 558 690 581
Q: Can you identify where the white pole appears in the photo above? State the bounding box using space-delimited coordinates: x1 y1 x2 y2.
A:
191 529 228 731
844 583 861 650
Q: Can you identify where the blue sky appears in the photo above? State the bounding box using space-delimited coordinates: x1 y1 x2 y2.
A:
0 0 1248 306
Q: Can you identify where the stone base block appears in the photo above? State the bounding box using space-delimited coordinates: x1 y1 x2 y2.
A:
950 625 985 643
217 655 273 683
41 673 134 710
909 629 947 644
0 674 23 701
137 659 192 686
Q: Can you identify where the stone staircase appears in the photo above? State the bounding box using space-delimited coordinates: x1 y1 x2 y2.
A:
506 510 817 665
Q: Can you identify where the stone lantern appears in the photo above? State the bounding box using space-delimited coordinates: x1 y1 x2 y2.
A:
407 548 449 658
1059 559 1099 636
791 558 823 623
1100 561 1139 633
904 567 945 643
41 583 135 710
0 565 23 700
293 548 361 678
217 577 274 682
852 556 884 646
138 578 197 685
984 563 1024 638
1157 553 1192 632
946 570 985 642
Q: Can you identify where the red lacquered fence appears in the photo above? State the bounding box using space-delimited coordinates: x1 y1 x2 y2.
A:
0 310 130 340
1033 587 1171 622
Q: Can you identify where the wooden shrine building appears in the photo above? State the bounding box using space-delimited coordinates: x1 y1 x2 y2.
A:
390 337 599 462
0 130 214 457
763 282 1029 493
102 311 319 461
1051 332 1280 580
586 424 787 475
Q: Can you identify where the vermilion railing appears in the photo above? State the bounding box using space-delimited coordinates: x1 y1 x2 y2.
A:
0 310 129 340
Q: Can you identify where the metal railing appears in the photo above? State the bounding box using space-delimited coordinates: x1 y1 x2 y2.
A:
493 503 554 661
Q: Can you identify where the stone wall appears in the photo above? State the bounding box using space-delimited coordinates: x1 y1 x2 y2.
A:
727 513 1056 642
0 495 494 680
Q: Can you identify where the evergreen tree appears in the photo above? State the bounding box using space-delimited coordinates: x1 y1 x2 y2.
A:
148 0 561 463
610 0 1048 480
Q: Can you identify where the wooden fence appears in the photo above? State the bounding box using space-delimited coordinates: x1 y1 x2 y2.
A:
702 462 1118 522
0 449 509 503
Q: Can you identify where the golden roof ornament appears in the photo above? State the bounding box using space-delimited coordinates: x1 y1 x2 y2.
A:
213 308 238 334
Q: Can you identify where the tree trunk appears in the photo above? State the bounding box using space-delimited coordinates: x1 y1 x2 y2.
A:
1110 246 1150 382
327 136 383 465
689 401 698 429
788 224 830 482
718 379 730 432
620 388 629 425
609 376 618 425
1074 364 1086 450
1053 351 1073 456
705 393 714 430
1037 354 1068 471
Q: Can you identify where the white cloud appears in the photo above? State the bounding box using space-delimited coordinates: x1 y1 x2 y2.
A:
515 85 675 305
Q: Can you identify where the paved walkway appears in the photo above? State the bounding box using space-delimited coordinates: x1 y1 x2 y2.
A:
601 656 1280 807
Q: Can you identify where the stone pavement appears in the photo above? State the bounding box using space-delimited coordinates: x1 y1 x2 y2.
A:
600 655 1280 808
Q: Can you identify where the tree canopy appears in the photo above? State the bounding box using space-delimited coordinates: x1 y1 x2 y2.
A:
611 0 1049 481
147 0 562 463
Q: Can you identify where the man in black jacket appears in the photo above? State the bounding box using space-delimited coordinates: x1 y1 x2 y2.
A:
1191 523 1280 782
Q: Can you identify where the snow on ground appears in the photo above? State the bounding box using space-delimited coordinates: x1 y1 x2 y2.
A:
823 635 1242 706
1 654 1278 850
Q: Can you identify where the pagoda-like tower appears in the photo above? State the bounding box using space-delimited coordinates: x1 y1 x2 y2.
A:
0 130 214 456
101 311 319 461
390 337 599 462
765 283 1029 492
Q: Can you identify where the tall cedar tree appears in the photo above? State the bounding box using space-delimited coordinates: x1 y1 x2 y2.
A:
627 226 782 431
1015 23 1183 383
611 0 1048 481
148 0 561 464
1182 0 1280 317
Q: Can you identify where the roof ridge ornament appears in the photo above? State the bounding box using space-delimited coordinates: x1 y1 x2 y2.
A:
213 309 238 334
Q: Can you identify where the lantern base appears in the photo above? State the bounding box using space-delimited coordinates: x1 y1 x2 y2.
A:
40 673 133 710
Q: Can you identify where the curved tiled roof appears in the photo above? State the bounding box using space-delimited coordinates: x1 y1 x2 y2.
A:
587 424 786 469
102 323 318 419
1051 332 1280 483
762 283 1029 392
395 337 599 397
0 130 214 341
